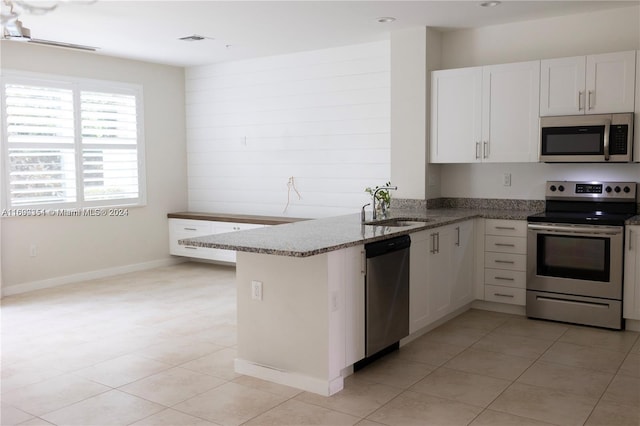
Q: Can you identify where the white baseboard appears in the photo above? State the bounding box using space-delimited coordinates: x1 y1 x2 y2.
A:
625 319 640 332
1 257 187 297
234 358 344 396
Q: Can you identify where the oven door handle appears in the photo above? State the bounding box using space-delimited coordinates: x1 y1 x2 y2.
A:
527 223 623 236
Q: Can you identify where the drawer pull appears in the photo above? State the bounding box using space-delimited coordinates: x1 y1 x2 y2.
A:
494 293 514 298
494 243 516 247
495 226 516 230
494 260 515 264
494 276 515 281
184 227 198 231
185 246 198 250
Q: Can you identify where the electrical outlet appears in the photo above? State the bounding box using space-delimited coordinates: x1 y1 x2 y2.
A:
29 244 37 257
251 280 263 301
503 173 512 187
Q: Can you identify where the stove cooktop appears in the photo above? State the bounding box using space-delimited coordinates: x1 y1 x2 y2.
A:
527 180 638 226
527 211 635 226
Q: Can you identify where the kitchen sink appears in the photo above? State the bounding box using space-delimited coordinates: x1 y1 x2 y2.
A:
364 218 433 227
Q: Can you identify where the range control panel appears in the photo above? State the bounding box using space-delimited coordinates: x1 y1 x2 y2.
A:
545 181 637 201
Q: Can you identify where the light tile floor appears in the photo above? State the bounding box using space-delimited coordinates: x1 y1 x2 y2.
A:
1 262 639 426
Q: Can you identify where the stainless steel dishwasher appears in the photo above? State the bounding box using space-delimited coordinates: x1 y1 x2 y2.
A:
364 235 411 357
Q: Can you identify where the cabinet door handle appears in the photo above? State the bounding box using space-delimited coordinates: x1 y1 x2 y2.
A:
495 276 515 281
578 91 583 110
495 226 516 230
588 90 594 110
184 227 197 231
494 260 515 264
630 230 634 251
475 142 481 159
603 118 611 161
430 233 439 254
361 251 366 274
483 141 489 159
456 227 460 246
494 293 515 298
494 243 516 247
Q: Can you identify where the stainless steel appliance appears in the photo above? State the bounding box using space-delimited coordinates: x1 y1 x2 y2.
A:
540 113 634 162
527 181 637 329
364 235 410 356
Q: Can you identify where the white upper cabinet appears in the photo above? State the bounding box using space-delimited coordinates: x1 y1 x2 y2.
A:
430 67 482 163
586 51 636 113
540 51 636 116
482 61 541 163
540 56 586 116
431 61 540 164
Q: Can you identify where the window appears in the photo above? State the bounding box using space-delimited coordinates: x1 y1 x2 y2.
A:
1 72 145 209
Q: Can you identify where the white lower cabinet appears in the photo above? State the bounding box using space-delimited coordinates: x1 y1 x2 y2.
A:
623 225 640 320
410 220 474 333
481 219 527 306
169 219 265 263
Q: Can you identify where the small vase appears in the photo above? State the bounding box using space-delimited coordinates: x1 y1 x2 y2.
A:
376 201 389 217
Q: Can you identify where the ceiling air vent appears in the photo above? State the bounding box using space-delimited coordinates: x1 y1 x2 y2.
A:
179 35 207 41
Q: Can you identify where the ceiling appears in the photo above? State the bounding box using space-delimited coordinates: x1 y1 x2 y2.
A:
2 1 638 67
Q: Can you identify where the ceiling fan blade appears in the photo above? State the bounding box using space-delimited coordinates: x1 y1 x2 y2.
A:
28 38 98 51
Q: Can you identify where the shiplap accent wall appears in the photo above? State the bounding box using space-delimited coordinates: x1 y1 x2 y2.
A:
185 41 390 218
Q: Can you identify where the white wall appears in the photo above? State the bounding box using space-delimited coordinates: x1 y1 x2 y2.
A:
438 5 640 200
185 41 390 218
0 42 187 294
441 5 640 69
390 27 442 201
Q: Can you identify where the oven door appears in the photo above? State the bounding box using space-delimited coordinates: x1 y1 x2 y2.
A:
527 223 624 300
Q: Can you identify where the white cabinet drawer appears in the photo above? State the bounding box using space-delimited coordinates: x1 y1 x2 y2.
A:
485 235 527 254
169 218 267 263
484 268 526 289
215 222 264 234
485 285 526 305
170 219 213 236
172 244 218 260
485 252 527 271
485 219 527 237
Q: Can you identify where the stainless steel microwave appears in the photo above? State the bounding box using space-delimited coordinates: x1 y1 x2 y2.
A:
539 113 634 162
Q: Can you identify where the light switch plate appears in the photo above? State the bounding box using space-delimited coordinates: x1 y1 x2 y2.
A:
251 280 263 301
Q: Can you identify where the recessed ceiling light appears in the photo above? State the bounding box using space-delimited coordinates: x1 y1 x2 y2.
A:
480 1 501 7
377 17 396 23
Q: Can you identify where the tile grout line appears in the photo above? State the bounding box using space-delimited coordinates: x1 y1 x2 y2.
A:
464 320 573 426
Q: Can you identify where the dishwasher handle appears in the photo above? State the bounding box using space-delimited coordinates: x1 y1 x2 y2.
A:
365 235 411 258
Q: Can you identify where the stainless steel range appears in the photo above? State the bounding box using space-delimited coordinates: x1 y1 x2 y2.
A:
527 181 638 329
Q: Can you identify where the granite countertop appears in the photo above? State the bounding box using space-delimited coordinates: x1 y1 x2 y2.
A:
180 207 541 258
628 215 640 225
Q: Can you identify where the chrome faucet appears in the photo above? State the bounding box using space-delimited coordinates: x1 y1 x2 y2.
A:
361 203 370 223
372 186 397 220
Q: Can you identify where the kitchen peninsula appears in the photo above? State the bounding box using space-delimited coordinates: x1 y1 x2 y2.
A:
181 207 534 396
